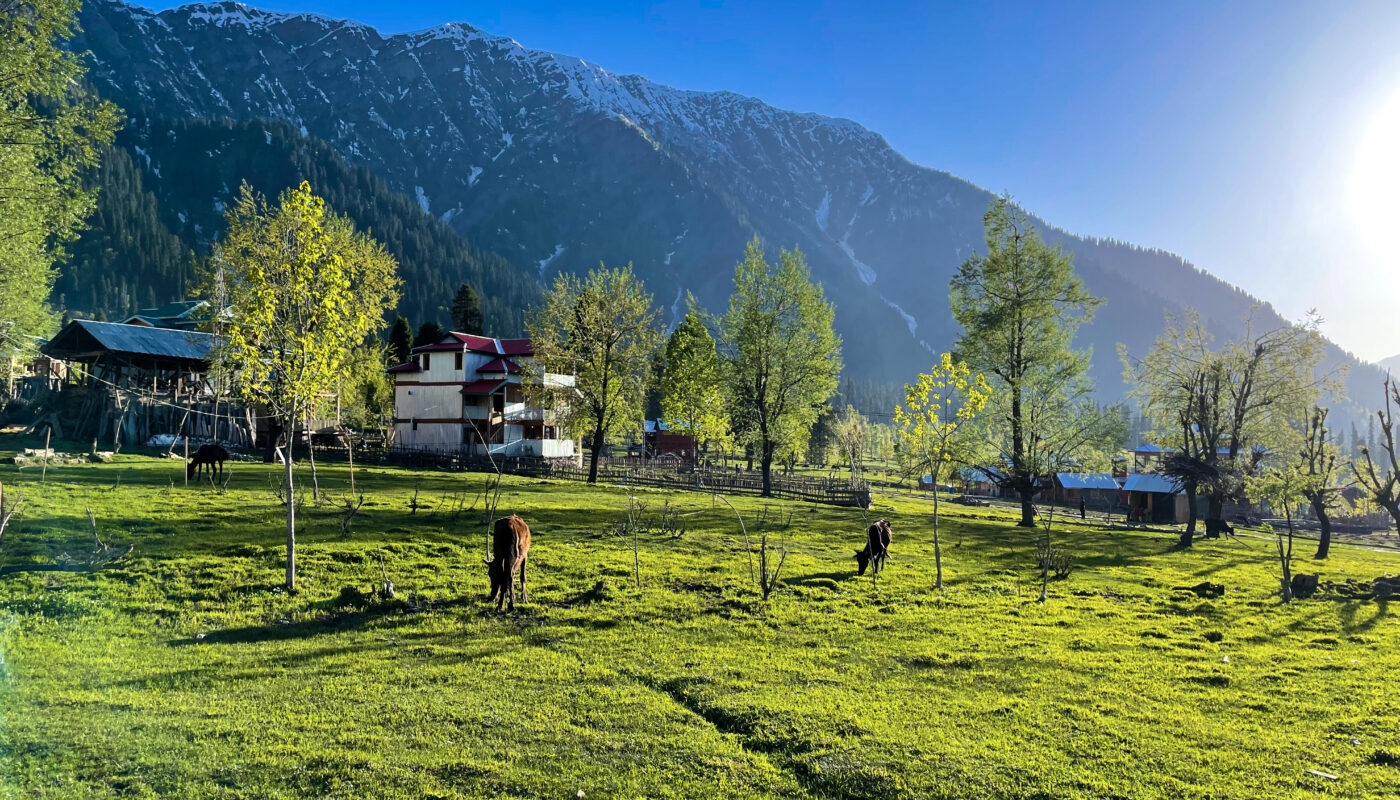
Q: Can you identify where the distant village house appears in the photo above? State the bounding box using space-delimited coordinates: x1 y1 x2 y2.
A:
390 332 576 459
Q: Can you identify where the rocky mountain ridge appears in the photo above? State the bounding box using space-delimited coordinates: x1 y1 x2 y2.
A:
67 0 1386 411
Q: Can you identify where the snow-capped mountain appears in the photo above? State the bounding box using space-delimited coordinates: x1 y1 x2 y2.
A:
69 0 1383 398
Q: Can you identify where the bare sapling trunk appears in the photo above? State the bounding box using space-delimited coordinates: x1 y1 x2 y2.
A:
347 429 356 495
759 533 787 600
1277 509 1295 603
0 481 24 547
283 416 297 592
929 449 945 589
1039 507 1056 603
305 412 321 503
713 493 757 584
41 427 51 482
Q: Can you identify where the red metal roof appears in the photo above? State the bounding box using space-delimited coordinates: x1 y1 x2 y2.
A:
499 338 533 356
412 341 464 353
386 361 421 374
460 379 507 395
478 357 521 374
412 332 534 356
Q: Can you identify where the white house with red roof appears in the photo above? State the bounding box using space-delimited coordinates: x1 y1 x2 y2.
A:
388 332 576 458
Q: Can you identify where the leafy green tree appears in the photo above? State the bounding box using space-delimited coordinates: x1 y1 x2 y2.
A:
894 353 992 588
388 315 413 365
0 0 118 380
451 283 485 335
1246 464 1311 602
721 238 842 497
527 265 662 483
1125 311 1329 545
414 320 445 348
212 181 400 591
659 308 730 459
951 196 1104 527
832 405 868 482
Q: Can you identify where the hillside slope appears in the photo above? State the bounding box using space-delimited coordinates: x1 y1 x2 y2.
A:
66 0 1387 410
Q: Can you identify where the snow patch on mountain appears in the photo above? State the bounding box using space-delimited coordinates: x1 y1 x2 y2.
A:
414 185 430 214
838 230 877 285
468 165 483 186
880 296 917 337
537 244 564 280
815 191 830 232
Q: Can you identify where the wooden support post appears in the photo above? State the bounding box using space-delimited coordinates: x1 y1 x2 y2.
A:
184 434 189 488
41 426 51 482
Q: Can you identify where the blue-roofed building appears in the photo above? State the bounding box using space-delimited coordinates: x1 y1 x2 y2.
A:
120 300 214 331
1122 472 1189 524
37 319 258 447
1048 473 1123 512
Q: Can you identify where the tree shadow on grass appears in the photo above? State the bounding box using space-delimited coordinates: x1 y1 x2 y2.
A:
784 570 856 588
1336 597 1390 634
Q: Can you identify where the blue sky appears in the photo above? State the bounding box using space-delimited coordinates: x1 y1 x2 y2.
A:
151 0 1400 361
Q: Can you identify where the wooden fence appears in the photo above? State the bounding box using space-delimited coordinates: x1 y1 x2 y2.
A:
341 446 872 508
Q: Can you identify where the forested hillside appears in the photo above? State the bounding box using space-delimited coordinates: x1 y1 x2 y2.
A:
62 116 539 332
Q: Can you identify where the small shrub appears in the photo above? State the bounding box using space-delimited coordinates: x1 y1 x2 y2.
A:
1036 542 1073 579
1203 631 1225 643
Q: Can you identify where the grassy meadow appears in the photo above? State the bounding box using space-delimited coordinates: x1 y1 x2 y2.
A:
0 445 1398 799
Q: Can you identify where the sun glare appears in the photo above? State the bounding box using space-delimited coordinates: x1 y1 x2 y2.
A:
1350 89 1400 255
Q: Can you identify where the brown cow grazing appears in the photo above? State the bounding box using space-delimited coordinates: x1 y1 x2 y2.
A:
187 444 230 481
855 518 892 576
486 515 531 611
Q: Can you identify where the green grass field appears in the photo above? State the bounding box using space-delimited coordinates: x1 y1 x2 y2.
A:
1 446 1397 799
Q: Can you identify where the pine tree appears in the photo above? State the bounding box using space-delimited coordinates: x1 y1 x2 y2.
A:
388 316 413 364
414 321 445 348
451 283 485 335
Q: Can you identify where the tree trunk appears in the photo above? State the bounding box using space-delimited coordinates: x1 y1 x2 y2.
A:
933 487 943 589
587 417 604 484
1278 508 1294 603
1205 493 1225 537
760 440 774 497
1311 495 1332 559
1018 487 1036 528
305 412 320 502
284 421 297 592
1385 502 1400 538
1179 484 1198 548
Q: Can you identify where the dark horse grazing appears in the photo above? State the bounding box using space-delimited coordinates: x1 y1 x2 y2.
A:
855 518 893 576
486 515 531 611
186 444 230 481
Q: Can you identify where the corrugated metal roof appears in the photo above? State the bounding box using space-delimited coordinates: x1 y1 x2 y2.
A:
45 320 217 362
1122 473 1182 494
386 361 421 374
1056 473 1121 490
478 357 521 374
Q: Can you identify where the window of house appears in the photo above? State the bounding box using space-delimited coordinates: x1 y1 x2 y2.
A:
421 353 431 371
506 384 524 403
454 352 463 371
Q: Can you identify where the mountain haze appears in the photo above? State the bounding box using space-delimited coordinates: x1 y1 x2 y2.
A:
65 0 1386 413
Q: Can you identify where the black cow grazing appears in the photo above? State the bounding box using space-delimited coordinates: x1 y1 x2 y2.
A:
855 518 893 576
186 444 230 481
486 515 531 611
